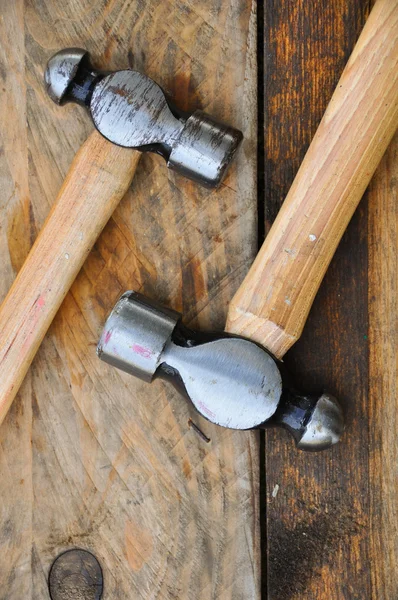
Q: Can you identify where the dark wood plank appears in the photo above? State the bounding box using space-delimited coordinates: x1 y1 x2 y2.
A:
261 1 372 598
368 132 398 600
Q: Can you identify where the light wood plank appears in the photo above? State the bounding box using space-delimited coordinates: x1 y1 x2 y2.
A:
0 0 259 597
0 2 33 598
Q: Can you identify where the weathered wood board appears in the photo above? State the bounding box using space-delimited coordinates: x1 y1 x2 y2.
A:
261 1 397 598
368 133 398 600
0 1 259 598
2 1 397 598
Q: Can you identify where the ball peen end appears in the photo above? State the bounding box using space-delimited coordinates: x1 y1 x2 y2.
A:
44 48 88 104
297 392 344 451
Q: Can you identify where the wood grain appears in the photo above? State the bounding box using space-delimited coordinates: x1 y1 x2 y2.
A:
0 4 33 599
260 1 374 598
227 0 398 358
368 132 398 600
0 132 140 426
0 0 258 598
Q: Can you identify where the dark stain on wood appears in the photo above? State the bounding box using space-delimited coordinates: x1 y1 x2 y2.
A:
182 255 206 310
7 196 35 274
269 509 362 599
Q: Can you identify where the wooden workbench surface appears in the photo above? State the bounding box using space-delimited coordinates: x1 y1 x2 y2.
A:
261 1 397 598
0 1 396 598
0 1 259 598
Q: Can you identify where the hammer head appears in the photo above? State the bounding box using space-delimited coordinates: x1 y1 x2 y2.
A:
97 292 344 451
44 48 243 187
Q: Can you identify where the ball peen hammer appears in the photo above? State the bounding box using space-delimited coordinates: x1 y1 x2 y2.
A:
98 0 398 450
0 50 242 427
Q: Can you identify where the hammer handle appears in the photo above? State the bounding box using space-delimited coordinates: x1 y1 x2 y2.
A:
0 130 140 425
226 0 398 358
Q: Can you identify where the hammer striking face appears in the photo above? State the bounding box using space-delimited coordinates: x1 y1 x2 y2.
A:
97 292 345 451
44 48 243 187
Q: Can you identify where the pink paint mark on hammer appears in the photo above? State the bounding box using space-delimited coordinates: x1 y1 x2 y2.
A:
198 401 216 420
131 344 153 359
104 330 112 344
36 295 45 309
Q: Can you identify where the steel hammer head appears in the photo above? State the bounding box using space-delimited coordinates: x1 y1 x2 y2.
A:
44 48 243 187
97 292 344 451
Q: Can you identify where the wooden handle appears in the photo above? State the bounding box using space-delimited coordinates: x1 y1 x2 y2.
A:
0 130 140 425
226 0 398 358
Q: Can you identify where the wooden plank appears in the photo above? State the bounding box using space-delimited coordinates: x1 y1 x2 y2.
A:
0 0 259 597
368 132 398 599
0 3 33 598
261 1 372 598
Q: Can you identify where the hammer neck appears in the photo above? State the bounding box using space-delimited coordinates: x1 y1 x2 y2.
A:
66 61 105 108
